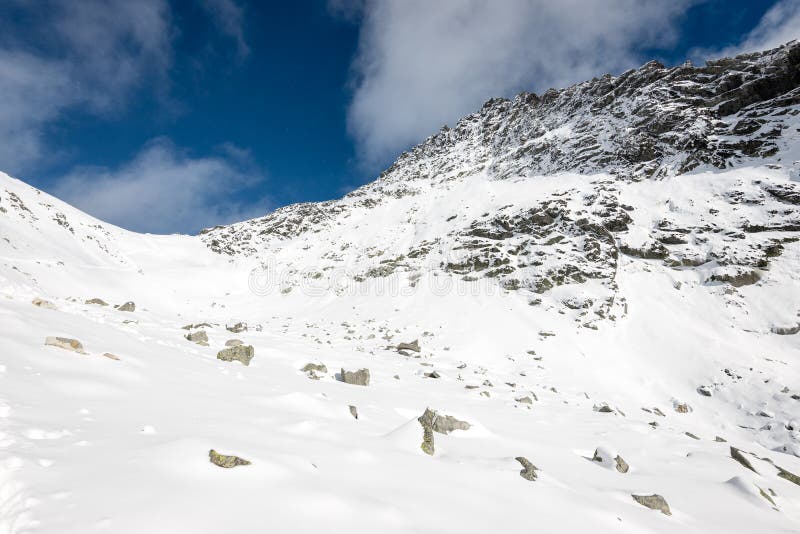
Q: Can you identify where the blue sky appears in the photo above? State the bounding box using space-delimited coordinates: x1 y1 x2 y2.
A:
0 0 798 234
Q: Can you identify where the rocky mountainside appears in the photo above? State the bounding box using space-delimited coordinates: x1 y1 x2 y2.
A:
0 41 799 533
200 41 800 324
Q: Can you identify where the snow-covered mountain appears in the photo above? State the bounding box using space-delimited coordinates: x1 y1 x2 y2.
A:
1 41 800 533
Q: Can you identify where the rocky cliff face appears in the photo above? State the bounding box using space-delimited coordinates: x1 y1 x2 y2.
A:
199 41 800 325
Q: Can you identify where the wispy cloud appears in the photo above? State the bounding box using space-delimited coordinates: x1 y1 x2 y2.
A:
341 0 699 168
52 138 270 235
692 0 800 60
201 0 250 59
0 0 259 234
0 0 173 175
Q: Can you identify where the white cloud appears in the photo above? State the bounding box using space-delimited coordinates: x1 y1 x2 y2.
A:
0 51 75 173
344 0 698 166
693 0 800 59
0 0 173 174
52 138 270 235
201 0 250 59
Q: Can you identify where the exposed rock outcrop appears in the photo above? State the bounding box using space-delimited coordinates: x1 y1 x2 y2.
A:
217 345 255 366
208 449 250 468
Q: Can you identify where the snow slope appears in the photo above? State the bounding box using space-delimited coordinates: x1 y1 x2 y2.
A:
1 42 800 533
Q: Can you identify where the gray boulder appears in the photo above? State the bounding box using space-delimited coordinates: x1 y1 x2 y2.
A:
631 494 671 516
302 362 328 374
217 345 255 366
593 403 614 413
418 408 437 456
226 322 247 333
432 414 471 434
515 456 538 481
116 301 135 312
301 362 327 380
225 339 243 347
340 368 370 386
185 331 209 345
397 340 420 353
209 449 250 468
772 324 800 335
85 298 108 306
349 405 359 419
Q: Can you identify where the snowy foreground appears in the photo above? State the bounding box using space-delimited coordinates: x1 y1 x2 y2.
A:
1 162 799 533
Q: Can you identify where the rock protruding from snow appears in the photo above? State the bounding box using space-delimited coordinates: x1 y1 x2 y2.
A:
418 408 437 456
116 301 135 312
185 331 209 345
85 298 108 306
340 368 370 386
674 402 692 413
216 345 254 366
432 414 471 435
301 362 327 380
631 494 671 516
45 336 85 353
730 447 758 473
32 298 56 310
592 447 629 473
515 456 538 481
225 339 243 347
208 449 250 468
226 322 247 333
397 340 420 353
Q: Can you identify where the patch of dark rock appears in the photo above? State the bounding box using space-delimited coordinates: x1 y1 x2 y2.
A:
397 339 420 352
697 385 713 397
631 494 671 516
772 324 800 335
185 331 209 345
226 322 247 333
592 449 629 473
349 405 358 419
730 447 758 473
217 345 254 366
674 403 691 413
432 413 470 434
340 368 370 386
209 449 250 468
777 466 800 486
658 234 688 245
515 456 538 481
620 242 669 259
116 301 135 312
709 270 760 287
418 408 436 455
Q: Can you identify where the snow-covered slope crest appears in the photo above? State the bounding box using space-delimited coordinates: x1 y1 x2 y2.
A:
0 43 799 533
